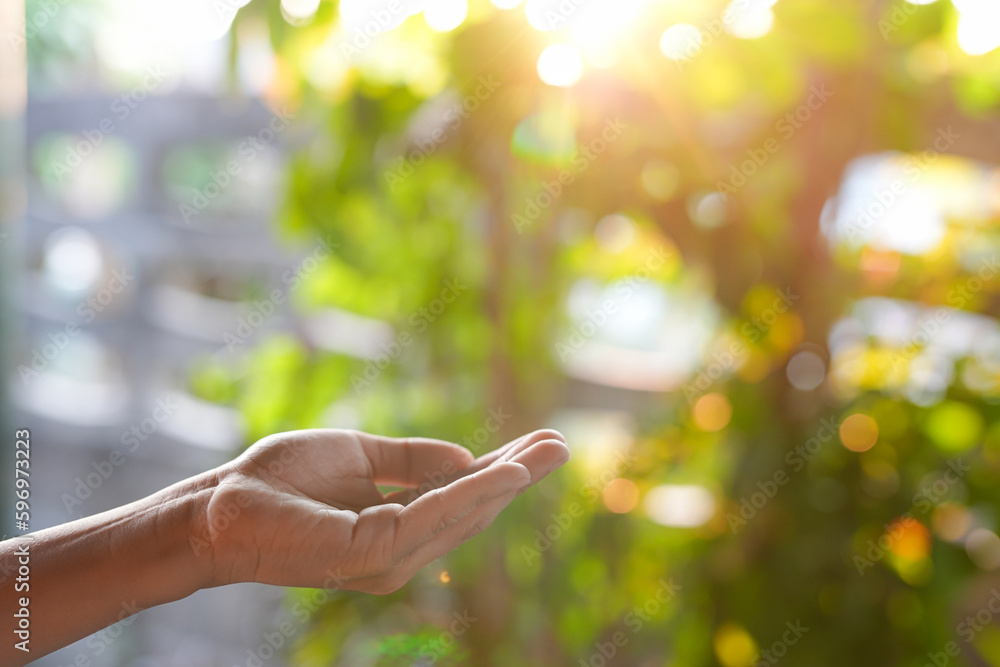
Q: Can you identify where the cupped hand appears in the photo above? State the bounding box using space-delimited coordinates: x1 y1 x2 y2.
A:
202 428 569 593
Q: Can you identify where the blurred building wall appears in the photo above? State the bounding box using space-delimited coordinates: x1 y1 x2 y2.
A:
0 0 27 542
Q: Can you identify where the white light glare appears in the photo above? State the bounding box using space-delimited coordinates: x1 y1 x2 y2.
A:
659 24 703 61
645 484 716 527
424 0 468 32
537 43 584 87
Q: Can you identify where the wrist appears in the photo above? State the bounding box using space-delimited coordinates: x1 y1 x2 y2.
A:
110 468 224 604
13 467 225 660
199 461 269 587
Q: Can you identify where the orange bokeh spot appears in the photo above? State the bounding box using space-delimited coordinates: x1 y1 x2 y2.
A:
602 478 640 513
889 519 931 562
932 503 972 542
860 248 901 287
693 393 733 432
840 413 879 452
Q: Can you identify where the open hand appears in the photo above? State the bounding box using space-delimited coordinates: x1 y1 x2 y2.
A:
202 428 569 593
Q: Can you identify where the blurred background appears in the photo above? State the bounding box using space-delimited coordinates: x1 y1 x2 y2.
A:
6 0 1000 664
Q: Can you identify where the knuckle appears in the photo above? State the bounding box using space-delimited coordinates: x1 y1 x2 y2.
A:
464 516 493 540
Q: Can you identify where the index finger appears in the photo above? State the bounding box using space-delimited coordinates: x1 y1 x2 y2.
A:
354 432 475 488
449 429 568 482
391 461 531 558
382 430 569 505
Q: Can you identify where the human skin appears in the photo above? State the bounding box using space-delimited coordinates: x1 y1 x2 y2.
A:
0 428 569 665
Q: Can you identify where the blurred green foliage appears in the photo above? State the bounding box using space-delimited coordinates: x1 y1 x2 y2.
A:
199 0 1000 664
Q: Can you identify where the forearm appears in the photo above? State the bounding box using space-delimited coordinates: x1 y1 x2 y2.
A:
0 469 221 666
0 428 568 664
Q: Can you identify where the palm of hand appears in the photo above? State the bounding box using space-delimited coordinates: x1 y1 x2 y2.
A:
203 428 568 593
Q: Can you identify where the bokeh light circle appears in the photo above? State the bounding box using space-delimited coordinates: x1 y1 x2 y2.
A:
786 350 826 390
424 0 468 32
645 484 716 527
281 0 320 21
602 478 639 513
641 159 680 201
933 503 972 542
659 24 703 61
594 214 636 253
714 623 758 667
44 227 104 293
840 413 879 452
689 191 728 229
693 393 732 432
536 43 583 87
966 528 1000 570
